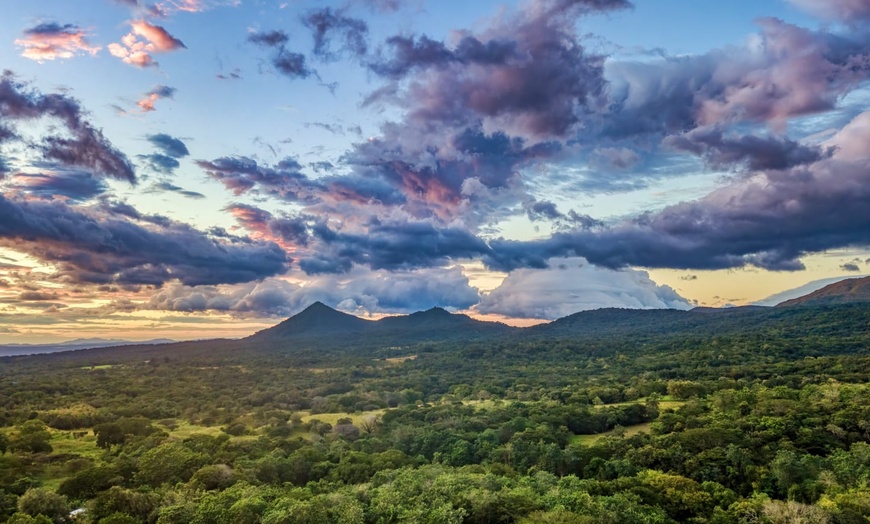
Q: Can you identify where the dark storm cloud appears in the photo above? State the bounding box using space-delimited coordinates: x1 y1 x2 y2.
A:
9 170 107 201
664 128 833 171
841 262 861 272
302 7 368 60
0 194 288 286
300 219 492 274
0 73 136 182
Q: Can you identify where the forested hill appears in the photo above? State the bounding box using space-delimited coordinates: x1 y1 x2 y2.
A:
6 298 870 364
777 275 870 307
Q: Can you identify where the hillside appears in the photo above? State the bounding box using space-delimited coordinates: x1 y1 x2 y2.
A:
777 276 870 307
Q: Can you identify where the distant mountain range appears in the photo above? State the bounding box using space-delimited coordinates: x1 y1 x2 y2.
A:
4 277 869 359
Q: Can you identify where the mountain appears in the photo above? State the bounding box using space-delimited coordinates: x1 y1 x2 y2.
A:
251 301 373 340
777 276 870 307
245 302 517 350
375 307 518 340
528 306 769 339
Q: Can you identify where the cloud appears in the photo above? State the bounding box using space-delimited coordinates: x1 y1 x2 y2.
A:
147 133 189 158
138 154 180 173
787 0 870 22
841 262 861 271
15 22 101 62
18 290 61 301
664 127 833 171
366 0 632 140
302 7 368 60
300 219 492 274
602 17 870 141
226 203 312 248
147 181 205 199
197 156 317 201
477 257 690 320
590 146 641 170
486 111 870 273
139 133 189 173
137 85 176 112
248 30 289 48
8 169 107 201
248 30 315 80
343 125 560 217
0 194 288 286
108 20 186 68
146 266 479 317
359 0 403 13
0 73 136 183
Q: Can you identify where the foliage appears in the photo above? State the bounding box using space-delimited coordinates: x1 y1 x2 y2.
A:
0 303 868 522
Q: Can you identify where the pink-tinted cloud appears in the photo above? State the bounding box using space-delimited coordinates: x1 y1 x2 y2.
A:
788 0 870 22
136 85 176 112
226 203 311 251
108 20 185 68
15 22 101 62
697 18 870 128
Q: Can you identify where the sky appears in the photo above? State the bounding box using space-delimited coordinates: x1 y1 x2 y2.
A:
1 0 870 343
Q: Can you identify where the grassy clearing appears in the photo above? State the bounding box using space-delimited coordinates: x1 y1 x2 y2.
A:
163 420 224 440
382 355 417 364
298 410 386 426
571 422 653 446
48 429 102 460
79 364 114 370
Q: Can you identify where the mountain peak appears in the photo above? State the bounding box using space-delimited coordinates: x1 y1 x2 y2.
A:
302 301 337 313
249 302 371 339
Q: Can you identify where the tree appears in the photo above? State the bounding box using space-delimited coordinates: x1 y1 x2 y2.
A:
136 442 205 486
16 488 69 524
9 421 52 454
762 500 831 524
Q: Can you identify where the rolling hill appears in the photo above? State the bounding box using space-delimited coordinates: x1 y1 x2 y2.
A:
777 276 870 307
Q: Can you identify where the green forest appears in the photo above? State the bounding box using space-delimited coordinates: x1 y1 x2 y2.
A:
1 302 870 523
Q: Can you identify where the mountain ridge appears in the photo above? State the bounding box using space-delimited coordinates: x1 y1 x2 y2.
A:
777 276 870 307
